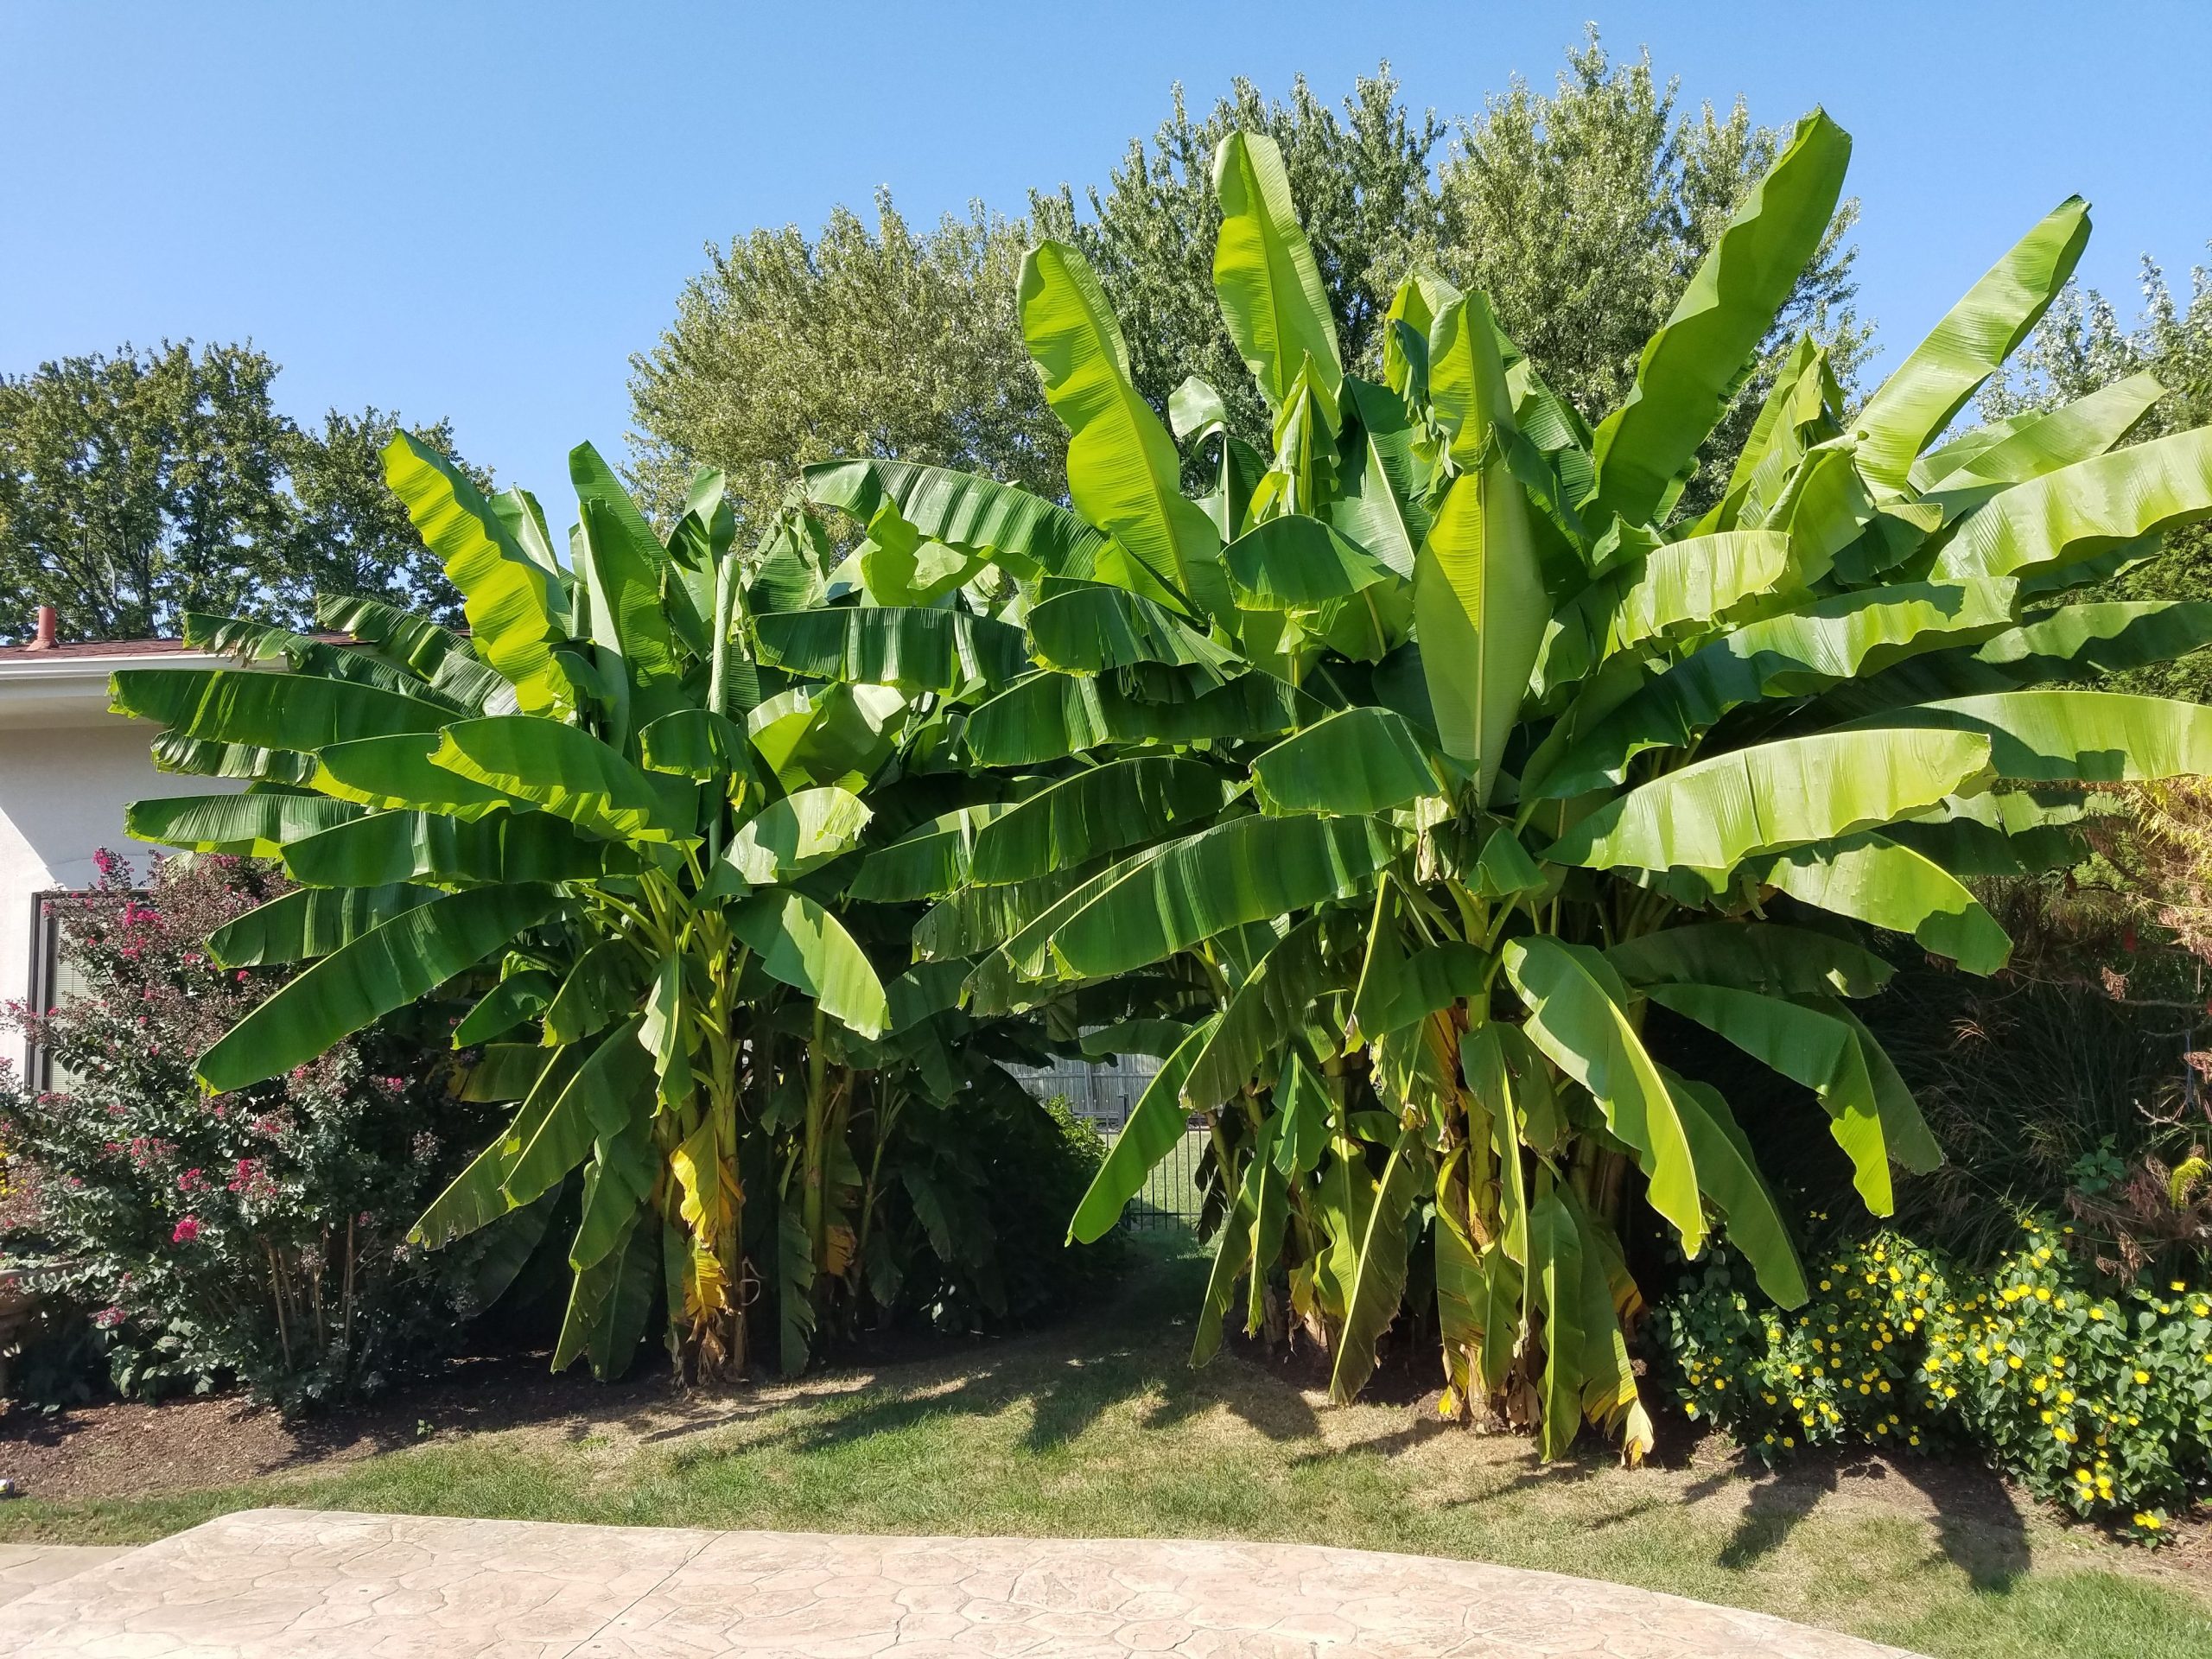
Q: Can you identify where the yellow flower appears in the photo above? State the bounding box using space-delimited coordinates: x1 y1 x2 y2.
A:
1783 1436 1796 1448
2035 1287 2052 1302
2172 1281 2187 1294
2058 1389 2075 1405
2089 1307 2107 1321
2008 1355 2023 1370
2134 1370 2150 1385
2135 1512 2163 1530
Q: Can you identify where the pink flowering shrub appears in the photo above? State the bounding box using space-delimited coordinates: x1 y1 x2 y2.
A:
0 850 508 1408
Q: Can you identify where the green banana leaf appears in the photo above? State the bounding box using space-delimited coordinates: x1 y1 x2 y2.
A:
505 1018 652 1206
383 432 573 717
1933 428 2212 581
1222 514 1395 609
1501 937 1703 1255
963 668 1317 764
282 809 630 888
728 891 890 1039
1328 377 1433 578
1529 581 2020 798
1181 911 1356 1110
126 792 361 857
967 758 1229 884
1586 111 1850 527
410 1046 586 1248
1211 131 1343 414
1019 239 1218 606
207 883 438 969
1249 707 1442 816
1755 830 2012 975
1921 372 2164 514
1661 1069 1807 1306
1605 921 1891 998
1608 531 1793 649
452 969 559 1047
1853 199 2090 493
315 732 518 817
550 1210 656 1380
1841 689 2212 782
1044 814 1398 979
197 884 563 1092
727 785 871 884
804 458 1109 580
111 667 450 754
753 605 1029 693
1414 464 1548 799
1546 728 1993 874
433 716 697 843
1327 1125 1426 1405
849 804 1009 901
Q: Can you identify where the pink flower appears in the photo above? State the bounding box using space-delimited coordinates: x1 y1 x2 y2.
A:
92 1306 124 1329
170 1217 200 1244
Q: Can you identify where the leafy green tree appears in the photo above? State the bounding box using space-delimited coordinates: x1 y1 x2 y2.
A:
1983 252 2212 700
786 121 2212 1457
632 36 1863 530
627 194 1063 528
1437 34 1867 512
0 341 469 643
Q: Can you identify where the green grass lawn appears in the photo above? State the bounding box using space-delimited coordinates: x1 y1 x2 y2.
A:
3 1235 2207 1658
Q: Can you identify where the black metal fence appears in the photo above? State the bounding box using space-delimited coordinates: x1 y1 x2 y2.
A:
1119 1125 1210 1230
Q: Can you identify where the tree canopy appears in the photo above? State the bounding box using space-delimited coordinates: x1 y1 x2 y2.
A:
628 34 1864 531
0 340 474 643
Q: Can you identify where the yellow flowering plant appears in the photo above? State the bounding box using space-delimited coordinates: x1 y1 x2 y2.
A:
1654 1225 2212 1541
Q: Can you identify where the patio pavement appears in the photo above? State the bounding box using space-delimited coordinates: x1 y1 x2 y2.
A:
0 1507 1923 1657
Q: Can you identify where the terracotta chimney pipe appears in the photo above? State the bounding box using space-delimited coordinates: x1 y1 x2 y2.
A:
29 605 57 651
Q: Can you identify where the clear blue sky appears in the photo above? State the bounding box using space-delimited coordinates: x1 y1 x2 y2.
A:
5 1 2209 498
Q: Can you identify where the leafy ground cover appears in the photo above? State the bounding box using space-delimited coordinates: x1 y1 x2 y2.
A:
2 1236 2207 1658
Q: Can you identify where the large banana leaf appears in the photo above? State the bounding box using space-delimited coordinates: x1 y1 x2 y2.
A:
1642 982 1897 1209
410 1046 586 1248
1211 131 1343 414
383 433 572 717
1662 1070 1807 1306
1546 728 1993 874
1529 581 2020 798
728 891 889 1039
1608 531 1792 649
315 732 518 817
207 884 438 969
754 606 1029 693
1328 377 1433 578
1853 199 2090 493
1921 372 2164 514
1222 514 1394 608
803 458 1109 580
963 668 1316 764
550 1212 656 1380
1043 814 1398 979
1586 111 1851 527
1932 428 2212 581
727 785 871 884
1606 921 1891 998
1841 689 2212 782
1755 830 2012 974
1020 240 1219 606
1026 584 1240 680
282 808 629 888
570 441 708 656
1501 938 1704 1255
111 668 449 754
197 884 563 1092
967 758 1229 884
1414 461 1548 798
849 804 1009 901
126 792 361 857
1327 1126 1425 1405
1249 707 1442 816
1181 911 1356 1110
432 717 697 843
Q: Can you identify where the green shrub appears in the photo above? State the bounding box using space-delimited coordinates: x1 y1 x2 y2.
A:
1653 1225 2212 1541
0 850 500 1408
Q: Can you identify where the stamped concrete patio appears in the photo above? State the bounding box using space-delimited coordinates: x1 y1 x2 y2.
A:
0 1507 1921 1657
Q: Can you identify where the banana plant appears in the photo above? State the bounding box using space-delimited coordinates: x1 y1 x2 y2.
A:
111 442 1045 1382
790 119 2212 1458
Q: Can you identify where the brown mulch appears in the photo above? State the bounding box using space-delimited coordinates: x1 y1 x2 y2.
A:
0 1352 683 1503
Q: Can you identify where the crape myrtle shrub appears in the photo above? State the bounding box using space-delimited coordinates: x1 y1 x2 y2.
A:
0 849 501 1408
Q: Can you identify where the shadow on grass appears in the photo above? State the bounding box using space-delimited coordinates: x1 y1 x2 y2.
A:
1700 1446 2031 1591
